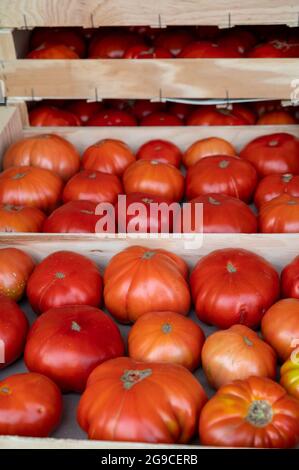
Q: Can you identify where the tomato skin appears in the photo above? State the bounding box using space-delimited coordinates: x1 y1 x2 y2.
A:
89 32 143 58
248 41 292 58
254 174 299 209
189 194 257 233
0 296 29 369
262 299 299 361
87 110 137 126
104 246 190 323
179 41 242 58
3 134 80 182
64 100 103 125
123 159 184 202
199 376 299 448
168 102 192 121
27 44 79 59
140 112 183 126
128 311 205 370
30 28 86 57
190 248 280 329
280 358 299 400
0 204 45 233
131 100 165 119
82 139 135 177
78 357 207 443
281 255 299 299
202 325 277 389
24 305 124 392
29 106 81 127
0 372 62 437
63 170 122 204
187 106 254 126
186 155 257 202
257 110 297 125
27 250 102 314
154 29 194 56
240 133 299 178
136 139 182 168
218 29 257 54
124 45 172 58
259 194 299 233
0 248 35 301
183 137 237 168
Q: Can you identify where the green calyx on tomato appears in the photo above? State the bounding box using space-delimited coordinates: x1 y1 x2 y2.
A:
243 336 253 347
208 197 221 205
71 321 81 332
121 369 152 390
161 323 172 334
246 400 273 427
55 272 65 279
219 160 230 169
142 251 156 260
282 174 293 183
226 262 237 273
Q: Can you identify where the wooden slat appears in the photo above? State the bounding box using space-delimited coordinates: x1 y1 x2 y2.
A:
0 29 16 60
0 0 298 28
0 106 24 157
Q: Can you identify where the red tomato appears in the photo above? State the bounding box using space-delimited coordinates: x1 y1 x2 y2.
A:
0 372 62 437
104 99 132 111
0 296 29 369
123 159 184 202
252 100 283 117
248 41 294 58
30 28 86 57
179 41 242 58
136 139 182 167
78 357 207 443
29 106 81 127
0 248 35 301
199 376 299 448
218 29 257 54
257 110 297 125
140 112 183 126
87 110 137 126
281 255 299 299
3 134 80 182
27 250 102 314
63 170 122 204
195 26 220 40
259 194 299 233
82 139 135 177
186 155 257 202
124 45 172 58
168 102 192 121
254 173 299 208
128 311 205 370
202 325 276 389
103 246 190 323
27 44 79 59
154 29 194 56
89 31 143 58
0 204 45 233
188 194 257 233
240 133 299 177
190 248 280 329
183 137 237 168
131 100 166 120
64 100 103 124
262 299 299 361
24 305 124 392
187 105 255 126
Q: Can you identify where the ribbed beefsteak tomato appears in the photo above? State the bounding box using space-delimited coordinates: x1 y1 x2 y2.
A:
29 106 81 127
281 255 299 298
257 110 297 125
254 174 299 209
183 137 237 168
0 248 34 301
140 112 183 126
0 204 45 233
30 28 86 57
82 139 135 177
136 139 182 168
64 100 103 124
280 358 299 400
27 44 79 59
87 110 137 126
259 194 299 233
187 105 255 126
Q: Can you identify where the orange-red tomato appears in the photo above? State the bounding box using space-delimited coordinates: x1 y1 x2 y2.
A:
78 357 207 443
257 110 297 125
82 139 135 177
179 40 242 58
136 139 182 168
87 110 137 126
29 106 81 127
202 325 277 389
104 246 190 323
123 159 184 202
191 248 280 329
0 372 62 437
154 29 194 56
3 134 80 182
187 105 255 126
140 112 183 126
259 194 299 233
89 31 143 58
280 358 299 400
131 100 166 119
0 248 35 301
27 44 79 59
199 376 299 448
254 173 299 209
64 100 103 124
262 299 299 361
281 255 299 298
0 204 45 233
218 29 257 54
168 102 192 121
128 311 205 370
248 41 293 58
186 156 257 202
30 28 86 57
124 45 172 58
183 137 237 168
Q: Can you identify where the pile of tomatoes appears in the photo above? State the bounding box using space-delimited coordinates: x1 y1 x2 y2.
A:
1 132 299 233
1 244 299 447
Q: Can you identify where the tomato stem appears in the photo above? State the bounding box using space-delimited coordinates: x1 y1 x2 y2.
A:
219 160 230 169
246 400 273 427
142 251 156 260
282 174 293 183
55 272 65 279
243 336 253 347
71 321 81 332
162 323 172 334
208 197 221 205
121 369 152 390
227 262 237 273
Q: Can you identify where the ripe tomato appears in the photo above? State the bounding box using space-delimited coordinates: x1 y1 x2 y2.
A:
136 139 182 168
0 296 29 369
186 156 257 202
123 160 184 202
240 133 299 177
183 137 237 168
64 100 103 125
30 28 86 57
42 200 109 233
251 100 283 117
190 248 280 329
87 110 137 126
280 358 299 400
128 311 205 370
78 357 207 443
104 246 190 323
82 139 135 177
25 305 124 392
124 45 172 58
188 194 257 233
0 204 45 233
261 299 299 361
0 372 62 437
0 248 34 301
218 29 257 54
199 376 299 448
187 105 255 126
179 40 242 58
27 44 79 59
89 31 143 58
154 29 194 56
29 106 81 127
131 100 166 120
168 102 192 121
3 134 80 181
281 255 299 298
257 110 297 125
202 325 276 389
63 170 122 204
254 174 299 209
259 194 299 233
140 112 183 126
27 250 102 314
248 41 293 58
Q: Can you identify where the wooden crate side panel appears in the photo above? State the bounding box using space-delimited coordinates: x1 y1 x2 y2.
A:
0 29 16 60
0 106 24 157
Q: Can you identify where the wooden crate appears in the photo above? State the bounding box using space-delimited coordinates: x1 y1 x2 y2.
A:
0 0 298 28
1 28 299 100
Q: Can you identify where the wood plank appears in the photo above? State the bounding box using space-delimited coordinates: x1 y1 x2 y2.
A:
0 29 16 60
2 58 298 100
0 106 24 157
0 0 298 27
